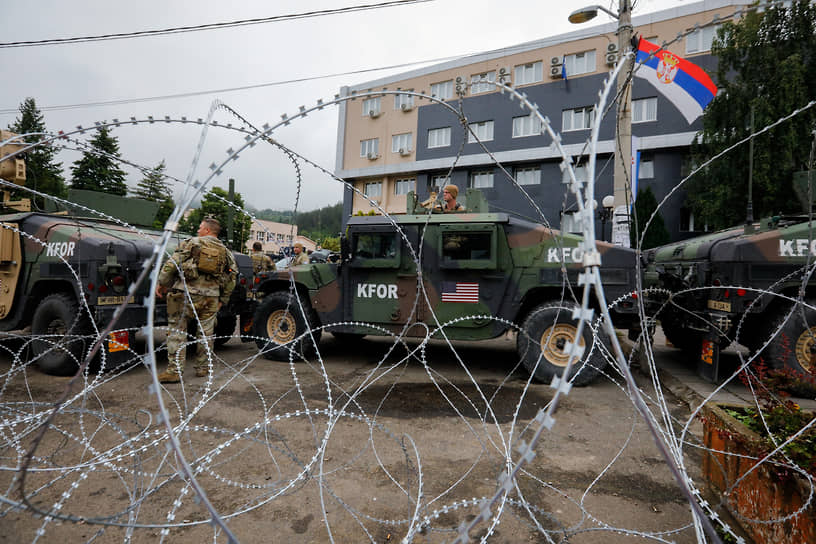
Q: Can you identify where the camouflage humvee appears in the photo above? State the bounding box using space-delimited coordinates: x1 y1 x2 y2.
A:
644 213 816 380
0 212 253 375
248 190 641 385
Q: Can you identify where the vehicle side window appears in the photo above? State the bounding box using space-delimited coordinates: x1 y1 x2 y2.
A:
440 226 497 269
352 232 400 268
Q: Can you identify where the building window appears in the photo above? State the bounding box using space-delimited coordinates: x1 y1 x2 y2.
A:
632 97 657 123
277 233 284 242
364 181 382 198
514 166 540 186
467 120 494 143
394 178 416 195
394 92 414 110
471 170 494 188
391 133 413 153
638 157 654 179
360 138 379 158
429 174 450 191
562 106 595 131
266 232 274 242
512 114 542 138
256 231 264 241
514 61 543 85
362 97 381 117
563 50 596 76
431 80 454 100
470 71 496 94
428 127 451 148
686 24 719 54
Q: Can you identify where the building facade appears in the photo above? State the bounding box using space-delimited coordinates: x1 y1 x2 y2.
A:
245 219 297 254
336 0 748 242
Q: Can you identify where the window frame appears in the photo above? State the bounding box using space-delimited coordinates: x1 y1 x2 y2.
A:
430 80 454 100
360 138 379 158
686 24 719 54
632 97 658 123
429 174 450 192
512 114 542 138
394 178 416 195
438 223 498 270
564 50 596 76
470 71 496 94
391 132 413 153
467 120 494 143
428 127 451 149
470 170 494 189
513 61 543 86
394 92 415 110
351 230 401 269
362 97 381 116
562 106 595 132
514 166 541 186
363 181 382 198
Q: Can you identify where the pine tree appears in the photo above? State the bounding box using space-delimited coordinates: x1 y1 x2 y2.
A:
689 0 816 229
70 125 128 196
7 97 67 208
133 160 171 201
630 186 671 250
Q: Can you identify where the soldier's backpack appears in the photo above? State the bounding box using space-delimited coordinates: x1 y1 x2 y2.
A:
198 243 223 275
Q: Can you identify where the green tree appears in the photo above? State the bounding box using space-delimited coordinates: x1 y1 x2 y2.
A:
7 97 67 208
321 236 341 252
689 0 816 229
133 160 176 229
70 125 128 195
630 186 671 250
180 186 252 250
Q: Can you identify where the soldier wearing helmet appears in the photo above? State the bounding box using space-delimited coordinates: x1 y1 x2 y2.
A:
251 241 275 274
155 216 237 383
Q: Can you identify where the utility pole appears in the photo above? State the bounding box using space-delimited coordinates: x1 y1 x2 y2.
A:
227 178 235 251
613 0 633 247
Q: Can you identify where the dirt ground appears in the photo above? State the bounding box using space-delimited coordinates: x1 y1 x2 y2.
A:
0 333 724 543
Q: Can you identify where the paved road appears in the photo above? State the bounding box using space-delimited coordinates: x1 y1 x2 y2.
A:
0 331 745 543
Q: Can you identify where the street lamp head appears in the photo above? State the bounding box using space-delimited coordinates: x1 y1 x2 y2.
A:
602 195 615 209
568 4 619 24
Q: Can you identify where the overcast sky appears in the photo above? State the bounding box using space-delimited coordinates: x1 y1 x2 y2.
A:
1 0 687 212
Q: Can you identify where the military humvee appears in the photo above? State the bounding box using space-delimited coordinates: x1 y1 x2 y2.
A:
0 212 252 375
644 212 816 380
247 190 641 385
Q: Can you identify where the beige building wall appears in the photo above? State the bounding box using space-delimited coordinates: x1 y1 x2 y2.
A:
246 219 297 254
339 1 743 216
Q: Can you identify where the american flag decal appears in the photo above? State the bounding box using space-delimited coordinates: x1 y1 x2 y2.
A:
441 282 479 303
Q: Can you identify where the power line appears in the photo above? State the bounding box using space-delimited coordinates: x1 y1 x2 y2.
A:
0 0 433 48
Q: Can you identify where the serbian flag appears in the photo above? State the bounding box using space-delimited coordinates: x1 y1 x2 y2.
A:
634 37 717 124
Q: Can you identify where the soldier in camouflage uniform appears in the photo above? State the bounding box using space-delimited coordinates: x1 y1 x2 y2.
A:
251 241 275 274
156 216 237 383
290 242 309 266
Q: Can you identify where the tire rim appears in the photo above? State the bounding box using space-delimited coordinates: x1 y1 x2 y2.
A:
794 326 816 374
540 323 585 367
267 309 296 345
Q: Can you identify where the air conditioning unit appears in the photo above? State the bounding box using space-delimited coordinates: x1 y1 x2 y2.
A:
549 65 562 78
605 53 618 66
398 148 412 156
400 103 413 112
368 110 380 118
366 152 378 160
607 43 619 53
550 56 562 66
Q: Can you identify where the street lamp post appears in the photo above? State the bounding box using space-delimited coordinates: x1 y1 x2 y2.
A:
598 194 615 242
569 0 633 247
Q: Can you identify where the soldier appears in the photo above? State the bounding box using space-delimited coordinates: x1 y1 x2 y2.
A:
290 242 309 266
155 216 237 383
438 184 465 212
250 241 275 274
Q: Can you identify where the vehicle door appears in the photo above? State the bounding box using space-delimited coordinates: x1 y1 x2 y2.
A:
343 225 421 330
424 222 510 333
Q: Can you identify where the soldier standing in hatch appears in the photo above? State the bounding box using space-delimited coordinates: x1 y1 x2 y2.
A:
155 216 237 383
289 242 309 266
250 241 275 274
438 184 465 212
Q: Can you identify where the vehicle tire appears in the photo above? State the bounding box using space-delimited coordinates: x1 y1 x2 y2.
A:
516 302 608 386
760 299 816 376
30 293 92 376
253 291 321 361
659 310 703 356
213 313 237 348
330 331 366 342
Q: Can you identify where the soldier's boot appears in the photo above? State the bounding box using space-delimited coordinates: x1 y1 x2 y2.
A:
158 370 181 383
